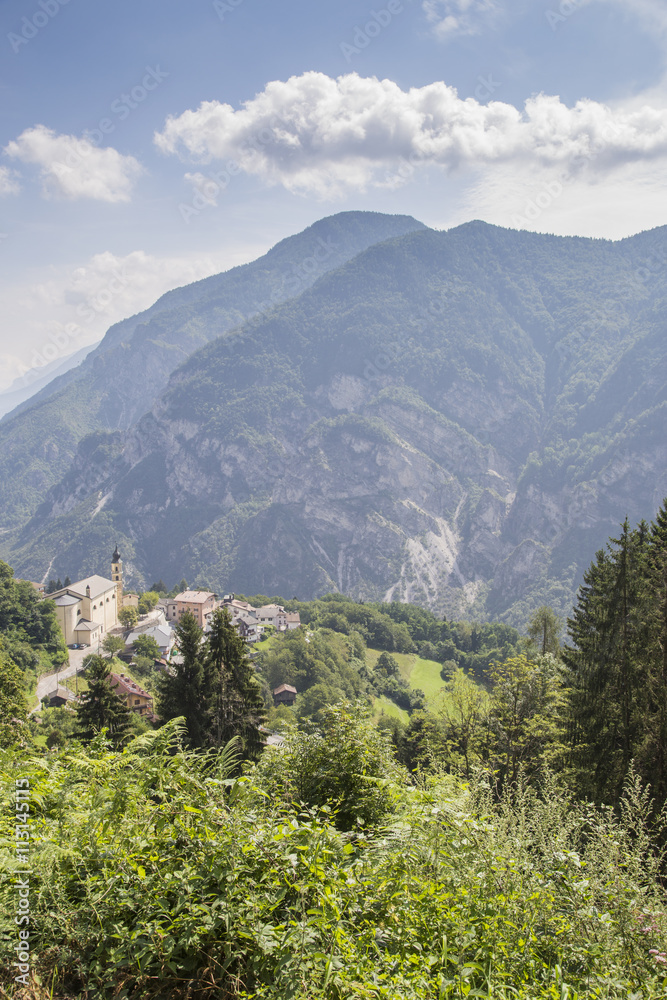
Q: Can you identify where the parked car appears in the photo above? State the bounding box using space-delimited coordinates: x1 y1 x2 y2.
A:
68 643 79 649
79 642 89 648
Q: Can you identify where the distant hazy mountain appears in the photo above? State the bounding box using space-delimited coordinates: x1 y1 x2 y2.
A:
5 218 667 625
0 211 426 541
0 345 96 421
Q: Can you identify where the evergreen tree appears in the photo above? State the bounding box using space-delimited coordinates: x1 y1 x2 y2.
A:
565 517 652 805
64 576 71 587
76 655 131 747
156 612 210 748
206 607 267 759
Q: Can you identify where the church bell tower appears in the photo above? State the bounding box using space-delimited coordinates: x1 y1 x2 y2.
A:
111 543 123 613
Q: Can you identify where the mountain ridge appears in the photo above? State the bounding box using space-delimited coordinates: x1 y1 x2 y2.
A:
7 217 667 625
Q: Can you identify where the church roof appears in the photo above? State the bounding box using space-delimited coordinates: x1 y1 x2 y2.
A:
51 575 116 601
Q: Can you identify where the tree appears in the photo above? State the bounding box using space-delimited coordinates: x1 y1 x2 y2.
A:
487 654 565 792
118 606 139 629
252 701 403 830
150 580 168 595
376 651 400 676
206 607 267 759
76 655 131 747
156 612 210 748
526 606 562 657
133 634 160 660
64 576 71 587
102 635 125 659
564 519 650 804
438 667 490 778
0 640 29 747
138 591 159 615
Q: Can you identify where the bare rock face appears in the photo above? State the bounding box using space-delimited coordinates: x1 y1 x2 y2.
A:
9 219 667 626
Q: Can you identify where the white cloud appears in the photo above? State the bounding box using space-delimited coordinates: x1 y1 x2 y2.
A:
154 72 667 198
422 0 502 39
0 249 234 391
4 125 143 202
0 166 21 196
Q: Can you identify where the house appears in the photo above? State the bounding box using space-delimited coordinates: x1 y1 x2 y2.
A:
236 619 263 643
43 685 77 709
285 612 301 630
257 604 287 629
126 623 174 656
51 572 119 645
166 590 217 627
122 593 140 608
111 673 154 716
273 683 297 706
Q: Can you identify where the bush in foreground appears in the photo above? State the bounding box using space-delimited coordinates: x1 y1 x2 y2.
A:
1 718 667 998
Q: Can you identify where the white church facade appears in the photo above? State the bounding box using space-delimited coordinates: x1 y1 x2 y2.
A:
51 546 124 646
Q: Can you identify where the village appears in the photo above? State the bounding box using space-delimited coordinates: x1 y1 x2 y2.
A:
35 545 301 721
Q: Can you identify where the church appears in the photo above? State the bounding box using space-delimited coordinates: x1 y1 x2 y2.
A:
50 545 124 646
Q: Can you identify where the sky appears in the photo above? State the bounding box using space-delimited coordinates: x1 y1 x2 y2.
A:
1 0 667 390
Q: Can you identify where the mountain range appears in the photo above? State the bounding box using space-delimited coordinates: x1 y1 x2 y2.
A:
2 211 667 626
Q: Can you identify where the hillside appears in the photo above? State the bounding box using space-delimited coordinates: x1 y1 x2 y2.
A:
0 211 425 541
5 219 667 623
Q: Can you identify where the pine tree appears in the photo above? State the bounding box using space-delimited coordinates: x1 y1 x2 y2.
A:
156 612 211 748
565 519 650 804
206 607 267 759
76 655 131 747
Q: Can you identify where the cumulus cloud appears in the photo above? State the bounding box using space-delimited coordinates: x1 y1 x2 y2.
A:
422 0 502 39
4 125 143 202
0 249 235 390
0 166 21 196
154 71 667 197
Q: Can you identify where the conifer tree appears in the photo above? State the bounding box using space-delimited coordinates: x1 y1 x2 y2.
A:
76 655 131 746
156 611 210 748
206 606 266 759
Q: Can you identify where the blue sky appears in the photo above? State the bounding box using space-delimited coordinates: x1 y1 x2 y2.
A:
1 0 667 387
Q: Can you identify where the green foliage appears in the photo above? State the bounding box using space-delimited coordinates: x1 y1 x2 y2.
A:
0 559 67 667
252 701 403 830
157 612 210 748
76 654 131 747
0 639 29 747
102 634 125 659
2 721 667 998
138 590 160 615
118 605 140 628
564 505 667 815
133 633 161 660
206 607 267 759
527 605 563 656
487 653 567 791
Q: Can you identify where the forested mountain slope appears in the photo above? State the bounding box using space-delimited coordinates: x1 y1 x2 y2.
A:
7 219 667 624
0 212 425 540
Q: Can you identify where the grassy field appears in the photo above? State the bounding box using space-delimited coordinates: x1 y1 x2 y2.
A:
373 695 410 724
366 648 447 704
